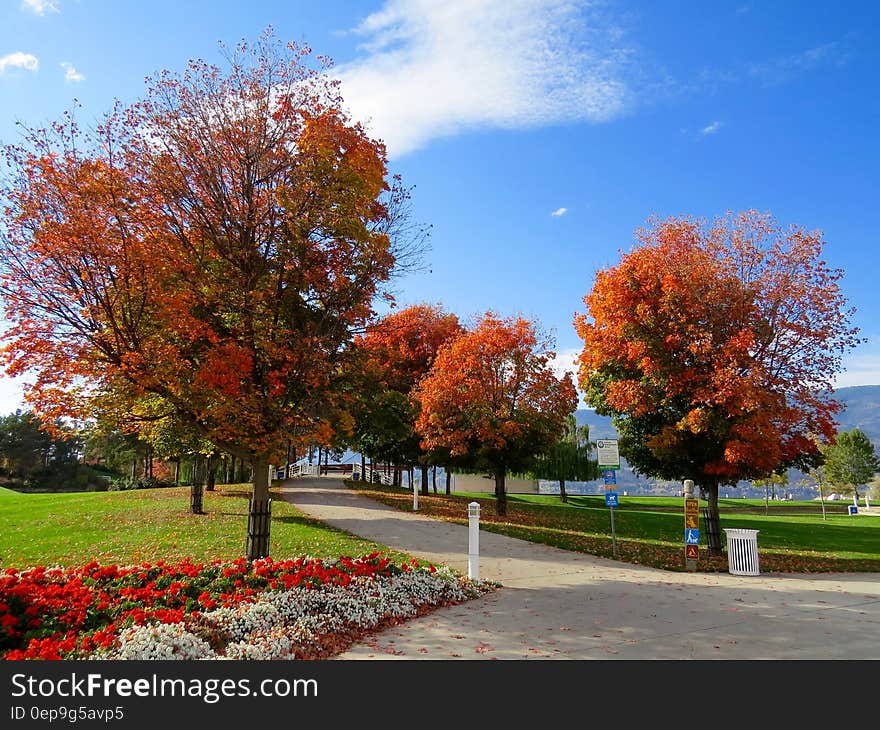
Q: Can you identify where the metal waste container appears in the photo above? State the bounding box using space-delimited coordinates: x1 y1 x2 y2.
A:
723 528 760 576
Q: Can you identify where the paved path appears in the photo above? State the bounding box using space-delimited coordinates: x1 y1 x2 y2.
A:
280 477 880 659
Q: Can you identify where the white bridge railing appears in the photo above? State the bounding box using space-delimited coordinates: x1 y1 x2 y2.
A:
286 463 320 478
357 464 394 486
284 461 392 485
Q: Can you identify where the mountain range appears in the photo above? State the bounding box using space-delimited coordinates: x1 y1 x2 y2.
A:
570 384 880 497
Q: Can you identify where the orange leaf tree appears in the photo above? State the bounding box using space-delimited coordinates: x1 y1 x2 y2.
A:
356 303 462 492
574 211 862 552
415 312 578 515
0 32 403 559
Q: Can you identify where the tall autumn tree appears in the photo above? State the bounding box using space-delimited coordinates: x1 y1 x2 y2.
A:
575 211 861 553
415 312 577 515
356 303 462 493
0 31 407 559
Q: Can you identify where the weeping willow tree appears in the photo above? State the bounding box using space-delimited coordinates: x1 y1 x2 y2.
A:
529 416 598 503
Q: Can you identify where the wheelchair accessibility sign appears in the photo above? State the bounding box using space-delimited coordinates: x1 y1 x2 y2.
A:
685 528 700 545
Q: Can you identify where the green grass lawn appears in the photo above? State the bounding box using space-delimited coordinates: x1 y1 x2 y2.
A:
347 483 880 573
0 485 410 568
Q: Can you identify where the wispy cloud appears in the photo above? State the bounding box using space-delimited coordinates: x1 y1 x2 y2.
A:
749 42 846 86
551 207 568 217
0 52 39 74
834 352 880 389
21 0 59 15
700 120 722 136
60 61 84 83
336 0 637 157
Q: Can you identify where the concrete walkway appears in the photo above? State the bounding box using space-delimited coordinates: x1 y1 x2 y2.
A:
279 477 880 659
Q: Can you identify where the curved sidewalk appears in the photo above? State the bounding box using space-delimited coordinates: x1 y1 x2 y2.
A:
279 477 880 659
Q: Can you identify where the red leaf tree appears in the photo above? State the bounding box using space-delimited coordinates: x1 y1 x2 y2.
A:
414 312 578 515
0 32 402 559
574 211 862 552
355 303 462 492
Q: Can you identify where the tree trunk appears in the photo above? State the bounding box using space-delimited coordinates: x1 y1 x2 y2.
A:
559 477 568 503
130 458 137 482
704 482 722 556
246 455 271 561
445 468 451 496
174 458 180 485
361 454 366 477
190 456 205 515
421 464 429 496
819 483 826 521
494 466 507 516
206 453 218 492
432 465 437 493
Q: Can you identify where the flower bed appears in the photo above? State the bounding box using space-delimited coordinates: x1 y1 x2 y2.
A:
0 553 495 660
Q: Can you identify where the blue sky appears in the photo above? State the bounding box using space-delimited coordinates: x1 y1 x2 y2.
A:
1 0 879 412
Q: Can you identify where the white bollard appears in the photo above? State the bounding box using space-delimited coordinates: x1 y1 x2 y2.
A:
468 501 480 580
413 478 419 511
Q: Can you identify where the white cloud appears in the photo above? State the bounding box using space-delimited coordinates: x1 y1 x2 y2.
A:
749 42 845 86
834 353 880 389
549 347 580 381
0 52 39 74
336 0 635 157
21 0 59 15
550 347 588 407
60 61 84 83
551 207 568 217
700 120 722 136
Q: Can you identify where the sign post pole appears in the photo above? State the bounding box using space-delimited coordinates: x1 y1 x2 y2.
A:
597 440 620 558
609 496 617 557
683 479 699 571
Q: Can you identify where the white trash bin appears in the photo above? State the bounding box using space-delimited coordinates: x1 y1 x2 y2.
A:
723 528 760 576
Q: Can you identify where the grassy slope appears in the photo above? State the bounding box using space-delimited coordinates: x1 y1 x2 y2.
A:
348 484 880 572
0 485 410 569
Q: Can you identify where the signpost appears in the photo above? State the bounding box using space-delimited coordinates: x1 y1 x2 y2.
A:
684 480 699 571
596 439 620 470
597 440 620 557
605 491 619 556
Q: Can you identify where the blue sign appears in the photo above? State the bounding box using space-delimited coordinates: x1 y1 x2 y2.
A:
685 528 700 545
605 492 619 508
848 505 859 515
603 469 616 485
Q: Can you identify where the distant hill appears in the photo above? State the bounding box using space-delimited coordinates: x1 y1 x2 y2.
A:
577 384 880 445
827 385 880 448
572 384 880 497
